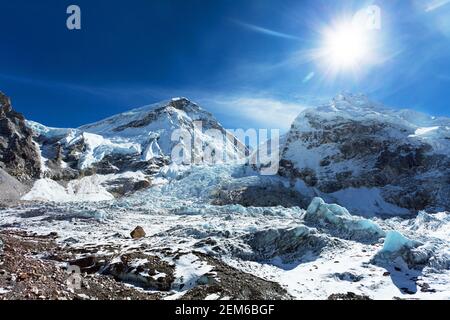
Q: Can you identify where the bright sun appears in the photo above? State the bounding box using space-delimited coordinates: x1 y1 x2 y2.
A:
321 22 372 71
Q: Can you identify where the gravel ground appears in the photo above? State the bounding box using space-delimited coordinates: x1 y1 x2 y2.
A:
0 229 292 300
0 230 160 300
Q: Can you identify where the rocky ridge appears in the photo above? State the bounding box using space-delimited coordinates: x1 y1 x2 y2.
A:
0 92 41 181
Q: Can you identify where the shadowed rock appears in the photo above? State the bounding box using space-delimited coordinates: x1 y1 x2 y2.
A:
0 92 41 181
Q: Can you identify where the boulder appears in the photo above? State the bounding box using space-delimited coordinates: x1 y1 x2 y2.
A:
130 226 146 239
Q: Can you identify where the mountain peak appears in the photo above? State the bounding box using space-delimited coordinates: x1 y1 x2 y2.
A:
165 97 203 114
332 92 372 105
300 93 450 130
293 93 386 129
169 97 191 107
79 96 213 136
0 91 12 113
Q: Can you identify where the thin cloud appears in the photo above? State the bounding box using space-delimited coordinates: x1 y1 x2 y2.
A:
201 95 311 130
302 72 315 83
425 0 450 12
231 19 301 41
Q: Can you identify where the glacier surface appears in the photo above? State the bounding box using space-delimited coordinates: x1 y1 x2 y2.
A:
3 163 449 299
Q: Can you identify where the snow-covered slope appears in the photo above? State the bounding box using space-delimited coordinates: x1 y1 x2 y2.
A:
0 168 29 201
25 98 245 195
280 93 450 216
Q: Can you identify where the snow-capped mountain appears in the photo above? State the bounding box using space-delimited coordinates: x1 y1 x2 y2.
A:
78 97 245 164
3 91 449 215
24 98 245 193
279 93 450 216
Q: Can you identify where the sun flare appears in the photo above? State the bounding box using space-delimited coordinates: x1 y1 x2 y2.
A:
324 23 369 68
321 23 371 71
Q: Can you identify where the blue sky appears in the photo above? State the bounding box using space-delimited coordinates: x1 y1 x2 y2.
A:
0 0 449 131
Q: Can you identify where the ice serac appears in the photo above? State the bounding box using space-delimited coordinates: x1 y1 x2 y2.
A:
243 225 340 264
372 231 437 270
381 231 420 253
305 197 385 242
280 93 450 216
0 92 41 181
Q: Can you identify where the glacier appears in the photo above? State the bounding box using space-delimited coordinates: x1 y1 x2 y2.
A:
2 162 449 299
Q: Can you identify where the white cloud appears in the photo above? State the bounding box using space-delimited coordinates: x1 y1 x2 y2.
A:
425 0 450 12
201 96 311 130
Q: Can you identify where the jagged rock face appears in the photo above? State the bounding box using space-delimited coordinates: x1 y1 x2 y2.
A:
279 94 450 214
211 184 309 208
0 92 41 181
